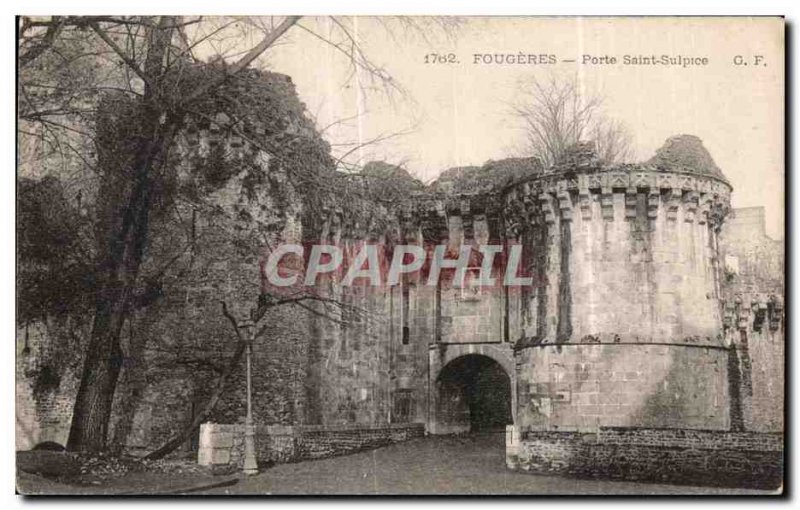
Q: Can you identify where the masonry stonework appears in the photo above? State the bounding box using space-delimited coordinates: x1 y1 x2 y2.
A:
16 68 783 488
510 428 782 489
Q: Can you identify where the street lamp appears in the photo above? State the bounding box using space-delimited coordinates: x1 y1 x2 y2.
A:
238 319 258 476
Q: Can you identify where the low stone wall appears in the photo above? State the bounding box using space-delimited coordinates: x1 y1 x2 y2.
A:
199 422 424 468
198 423 244 467
507 426 783 490
292 423 425 461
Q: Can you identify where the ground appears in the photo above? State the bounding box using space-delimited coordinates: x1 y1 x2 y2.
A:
18 433 775 495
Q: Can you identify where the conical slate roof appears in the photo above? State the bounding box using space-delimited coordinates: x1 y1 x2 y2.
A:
646 135 727 181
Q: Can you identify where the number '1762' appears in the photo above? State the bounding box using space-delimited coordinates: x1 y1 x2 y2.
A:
424 53 458 64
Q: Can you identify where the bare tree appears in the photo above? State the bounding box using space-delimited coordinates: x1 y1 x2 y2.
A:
17 15 457 453
19 15 302 452
143 292 362 460
511 75 633 168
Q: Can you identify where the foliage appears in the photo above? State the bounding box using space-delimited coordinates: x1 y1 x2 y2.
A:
17 177 94 324
358 161 424 201
15 15 449 453
27 363 63 396
432 157 542 195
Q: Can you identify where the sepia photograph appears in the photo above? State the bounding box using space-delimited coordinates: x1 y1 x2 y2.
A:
14 13 785 496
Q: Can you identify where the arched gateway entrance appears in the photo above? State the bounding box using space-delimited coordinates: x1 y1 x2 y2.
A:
434 354 512 434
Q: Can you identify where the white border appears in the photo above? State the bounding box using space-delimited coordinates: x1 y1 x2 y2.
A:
3 2 797 508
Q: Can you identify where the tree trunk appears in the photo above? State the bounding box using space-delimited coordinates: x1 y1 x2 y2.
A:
66 17 179 452
66 303 125 450
66 15 296 453
66 146 158 451
67 129 177 451
67 114 175 454
109 315 148 454
144 341 246 460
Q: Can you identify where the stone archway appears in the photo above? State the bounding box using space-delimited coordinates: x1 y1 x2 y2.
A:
432 354 512 434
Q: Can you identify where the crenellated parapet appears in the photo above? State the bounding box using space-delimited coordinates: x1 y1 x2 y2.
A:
722 293 784 335
386 191 507 244
503 165 732 235
333 137 736 264
495 137 737 350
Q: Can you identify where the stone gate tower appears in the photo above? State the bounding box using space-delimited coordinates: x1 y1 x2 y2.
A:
500 137 780 486
504 135 734 435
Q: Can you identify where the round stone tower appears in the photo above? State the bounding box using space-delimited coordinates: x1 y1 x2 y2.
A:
504 135 733 433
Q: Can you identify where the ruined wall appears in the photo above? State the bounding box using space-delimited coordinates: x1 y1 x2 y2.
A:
399 283 436 423
718 207 785 433
302 217 429 428
16 67 428 455
15 321 84 450
111 162 315 453
106 68 332 453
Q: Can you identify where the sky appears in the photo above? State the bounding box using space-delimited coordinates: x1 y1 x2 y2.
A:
216 16 784 239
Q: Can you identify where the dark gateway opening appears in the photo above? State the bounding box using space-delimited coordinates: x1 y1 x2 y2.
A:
436 354 512 433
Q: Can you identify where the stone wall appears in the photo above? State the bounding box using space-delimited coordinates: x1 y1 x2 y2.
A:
198 423 244 467
112 286 316 455
744 327 784 432
516 343 730 431
198 422 424 468
16 126 785 491
566 191 721 343
509 427 783 490
15 378 77 451
15 322 82 450
104 70 323 452
305 284 398 426
436 213 506 345
504 169 731 348
294 423 425 460
718 207 784 433
439 286 506 344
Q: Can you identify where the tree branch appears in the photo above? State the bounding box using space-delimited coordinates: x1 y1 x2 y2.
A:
89 22 151 88
220 300 243 342
19 16 65 68
181 15 301 106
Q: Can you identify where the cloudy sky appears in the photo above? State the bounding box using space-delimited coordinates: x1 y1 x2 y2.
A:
240 16 783 238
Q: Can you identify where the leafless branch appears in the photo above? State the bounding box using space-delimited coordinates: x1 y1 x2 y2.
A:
220 300 243 342
89 22 150 88
19 16 65 68
182 15 301 105
511 74 633 167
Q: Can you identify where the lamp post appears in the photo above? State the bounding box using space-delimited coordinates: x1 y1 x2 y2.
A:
239 319 258 476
